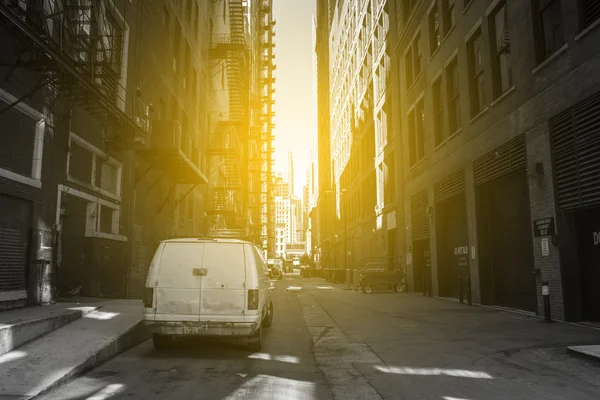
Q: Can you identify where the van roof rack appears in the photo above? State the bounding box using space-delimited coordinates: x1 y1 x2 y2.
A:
206 228 250 240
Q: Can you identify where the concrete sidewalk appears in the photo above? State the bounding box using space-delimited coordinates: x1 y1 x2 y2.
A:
305 283 600 399
0 299 149 400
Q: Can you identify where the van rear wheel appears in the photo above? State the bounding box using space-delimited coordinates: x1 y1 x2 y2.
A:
263 302 273 328
152 334 173 350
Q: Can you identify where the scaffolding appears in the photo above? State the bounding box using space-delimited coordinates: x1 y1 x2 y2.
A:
0 0 147 144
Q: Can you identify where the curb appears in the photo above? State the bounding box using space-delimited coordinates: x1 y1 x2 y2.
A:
31 321 150 399
567 346 600 364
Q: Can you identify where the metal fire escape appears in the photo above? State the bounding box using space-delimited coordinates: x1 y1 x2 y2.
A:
257 0 276 256
250 0 275 252
0 0 147 144
208 0 249 231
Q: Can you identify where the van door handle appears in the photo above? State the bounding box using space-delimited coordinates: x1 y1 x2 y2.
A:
193 268 207 276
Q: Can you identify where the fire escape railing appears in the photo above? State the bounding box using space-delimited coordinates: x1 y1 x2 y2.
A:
0 0 148 144
207 0 249 230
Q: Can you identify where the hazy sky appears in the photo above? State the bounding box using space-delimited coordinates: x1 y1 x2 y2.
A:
273 0 317 196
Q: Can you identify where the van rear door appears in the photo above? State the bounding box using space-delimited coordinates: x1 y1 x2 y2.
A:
154 242 204 321
199 242 246 321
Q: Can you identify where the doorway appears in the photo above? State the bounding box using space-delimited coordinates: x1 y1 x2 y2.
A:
412 239 430 293
477 172 537 312
576 207 600 321
435 193 468 299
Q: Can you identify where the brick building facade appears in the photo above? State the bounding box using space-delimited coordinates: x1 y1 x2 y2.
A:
392 0 600 321
0 0 221 309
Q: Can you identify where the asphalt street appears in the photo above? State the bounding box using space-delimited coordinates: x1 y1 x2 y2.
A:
39 274 600 400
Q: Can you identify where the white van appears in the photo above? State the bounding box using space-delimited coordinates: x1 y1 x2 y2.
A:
143 238 273 351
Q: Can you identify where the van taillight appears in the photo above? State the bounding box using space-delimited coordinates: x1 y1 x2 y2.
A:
144 288 154 308
248 289 259 310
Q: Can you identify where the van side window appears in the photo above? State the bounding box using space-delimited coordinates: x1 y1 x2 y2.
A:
251 246 268 277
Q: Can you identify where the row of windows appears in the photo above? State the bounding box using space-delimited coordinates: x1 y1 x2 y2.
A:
405 0 600 168
330 1 392 182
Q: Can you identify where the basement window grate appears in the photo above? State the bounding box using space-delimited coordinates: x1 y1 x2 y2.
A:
551 89 600 211
411 189 430 241
473 135 526 187
434 168 465 203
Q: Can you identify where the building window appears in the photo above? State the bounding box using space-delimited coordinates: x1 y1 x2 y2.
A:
468 30 486 115
384 155 395 205
433 77 444 146
581 0 600 29
533 0 565 63
490 2 512 97
442 0 456 35
408 97 426 167
0 88 45 188
405 32 422 87
446 58 461 133
414 33 422 78
67 133 123 200
429 4 441 55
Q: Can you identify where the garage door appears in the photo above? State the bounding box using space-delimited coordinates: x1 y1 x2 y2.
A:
0 194 32 292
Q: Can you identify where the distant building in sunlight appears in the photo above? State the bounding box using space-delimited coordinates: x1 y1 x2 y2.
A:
274 171 296 257
285 151 295 196
313 0 334 269
320 0 398 272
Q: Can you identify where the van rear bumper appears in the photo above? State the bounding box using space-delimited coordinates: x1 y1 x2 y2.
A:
144 320 260 337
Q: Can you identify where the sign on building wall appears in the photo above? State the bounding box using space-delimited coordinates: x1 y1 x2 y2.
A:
533 217 555 237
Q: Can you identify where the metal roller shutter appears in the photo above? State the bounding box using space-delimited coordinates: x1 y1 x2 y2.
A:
0 194 31 292
411 189 429 241
474 135 526 186
551 90 600 211
434 169 465 203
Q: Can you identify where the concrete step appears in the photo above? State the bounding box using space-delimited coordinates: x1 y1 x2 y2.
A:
0 303 99 357
0 299 149 400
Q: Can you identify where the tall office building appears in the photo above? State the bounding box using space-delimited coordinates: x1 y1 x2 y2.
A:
321 0 398 270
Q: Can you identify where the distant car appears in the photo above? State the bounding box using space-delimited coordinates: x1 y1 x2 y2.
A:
269 265 282 280
143 238 273 351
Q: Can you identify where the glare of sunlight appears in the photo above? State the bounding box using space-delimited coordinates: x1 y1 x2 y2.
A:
221 374 316 399
374 366 493 379
66 306 99 313
316 286 334 290
86 383 125 400
0 350 27 365
443 397 473 400
83 311 119 320
248 353 301 364
286 286 302 292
